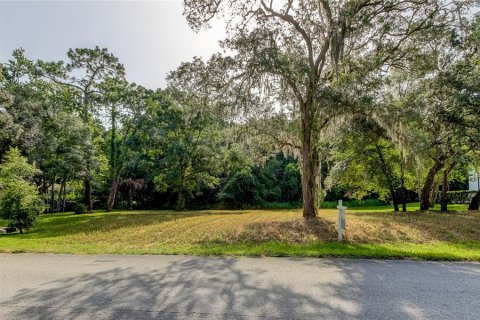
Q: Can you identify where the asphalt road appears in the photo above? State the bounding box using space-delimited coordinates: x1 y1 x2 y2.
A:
0 254 479 320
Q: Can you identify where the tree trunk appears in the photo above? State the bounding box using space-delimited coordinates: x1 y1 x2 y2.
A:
374 144 399 212
301 123 318 219
440 162 456 212
50 179 55 213
468 190 480 211
440 170 448 212
128 186 133 210
429 180 439 208
110 104 116 182
400 158 407 212
176 165 187 211
392 195 399 212
420 160 444 211
177 190 186 211
42 179 48 210
107 178 120 212
62 180 67 212
57 178 66 212
401 193 407 212
83 179 92 212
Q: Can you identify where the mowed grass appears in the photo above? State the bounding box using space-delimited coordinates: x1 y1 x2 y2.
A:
1 204 479 260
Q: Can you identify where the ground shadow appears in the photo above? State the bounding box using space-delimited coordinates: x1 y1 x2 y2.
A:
1 257 478 319
0 210 258 239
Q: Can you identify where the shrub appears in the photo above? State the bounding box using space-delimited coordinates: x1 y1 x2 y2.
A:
0 148 43 233
73 203 87 215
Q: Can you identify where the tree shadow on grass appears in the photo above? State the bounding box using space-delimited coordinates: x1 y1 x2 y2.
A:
0 210 258 239
1 256 479 319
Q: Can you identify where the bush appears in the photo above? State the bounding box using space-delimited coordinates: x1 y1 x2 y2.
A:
0 148 43 233
73 203 87 215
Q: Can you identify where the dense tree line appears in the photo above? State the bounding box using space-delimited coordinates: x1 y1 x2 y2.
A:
0 2 479 232
0 50 303 213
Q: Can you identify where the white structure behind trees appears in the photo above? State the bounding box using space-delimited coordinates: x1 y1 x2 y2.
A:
469 171 480 191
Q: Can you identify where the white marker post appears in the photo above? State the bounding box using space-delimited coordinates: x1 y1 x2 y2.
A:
337 200 347 242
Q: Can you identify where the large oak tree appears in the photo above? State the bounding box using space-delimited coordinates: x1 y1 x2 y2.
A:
182 0 467 217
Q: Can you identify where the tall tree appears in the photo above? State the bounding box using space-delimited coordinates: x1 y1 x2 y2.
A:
151 90 222 210
182 0 468 217
101 80 150 211
36 47 125 211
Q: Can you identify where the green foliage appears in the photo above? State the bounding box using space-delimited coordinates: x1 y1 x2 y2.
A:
2 10 479 216
218 153 302 209
0 148 43 233
325 117 419 212
73 203 87 215
141 90 223 210
218 170 262 209
282 163 302 202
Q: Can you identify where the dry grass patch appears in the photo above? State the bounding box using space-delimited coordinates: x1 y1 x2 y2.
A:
226 218 338 243
332 211 480 243
1 208 479 259
209 210 480 245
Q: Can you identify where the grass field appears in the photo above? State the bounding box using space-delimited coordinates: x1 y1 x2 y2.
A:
1 203 479 260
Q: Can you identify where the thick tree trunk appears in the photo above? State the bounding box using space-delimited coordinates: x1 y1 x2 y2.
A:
107 178 120 212
468 190 480 211
392 196 399 212
429 180 439 208
401 193 407 212
301 122 318 219
83 179 93 212
420 160 444 211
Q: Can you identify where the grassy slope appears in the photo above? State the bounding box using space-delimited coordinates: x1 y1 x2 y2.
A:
1 204 479 260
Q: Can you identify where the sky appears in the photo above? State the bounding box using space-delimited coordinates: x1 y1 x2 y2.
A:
0 1 226 89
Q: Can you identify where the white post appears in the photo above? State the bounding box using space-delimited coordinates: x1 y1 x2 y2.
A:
337 200 347 242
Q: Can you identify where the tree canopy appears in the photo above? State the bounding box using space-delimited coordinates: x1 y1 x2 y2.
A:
0 3 479 233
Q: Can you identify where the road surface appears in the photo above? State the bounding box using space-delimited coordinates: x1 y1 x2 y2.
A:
0 254 479 319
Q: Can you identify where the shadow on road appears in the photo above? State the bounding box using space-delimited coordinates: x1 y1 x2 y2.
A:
2 257 479 319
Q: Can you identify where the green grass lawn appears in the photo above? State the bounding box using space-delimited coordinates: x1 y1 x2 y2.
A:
1 204 479 261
